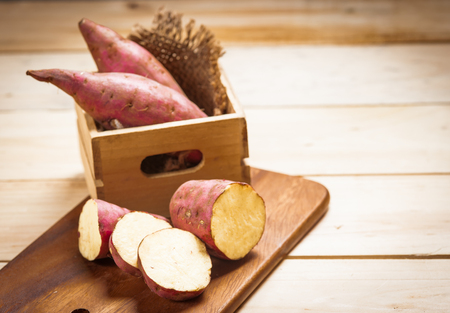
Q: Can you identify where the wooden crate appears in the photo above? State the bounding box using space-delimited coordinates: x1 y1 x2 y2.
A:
76 73 250 217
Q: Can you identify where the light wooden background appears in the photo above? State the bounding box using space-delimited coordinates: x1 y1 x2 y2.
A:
1 1 450 311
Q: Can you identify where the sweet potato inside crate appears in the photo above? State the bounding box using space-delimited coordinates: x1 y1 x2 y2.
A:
76 73 250 217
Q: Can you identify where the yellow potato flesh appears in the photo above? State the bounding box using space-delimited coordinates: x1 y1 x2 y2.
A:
211 183 266 260
78 200 102 261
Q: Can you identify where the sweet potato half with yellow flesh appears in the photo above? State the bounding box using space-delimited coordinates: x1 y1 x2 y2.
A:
109 211 172 277
169 180 266 260
138 228 212 301
78 199 130 261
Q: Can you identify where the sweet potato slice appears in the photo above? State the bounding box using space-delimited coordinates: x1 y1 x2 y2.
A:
169 180 266 260
109 211 172 276
138 228 212 301
78 199 130 261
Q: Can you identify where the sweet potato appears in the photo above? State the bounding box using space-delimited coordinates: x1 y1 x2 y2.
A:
178 149 203 166
138 228 212 301
78 18 185 95
26 69 207 130
109 211 172 276
78 199 130 261
169 180 266 260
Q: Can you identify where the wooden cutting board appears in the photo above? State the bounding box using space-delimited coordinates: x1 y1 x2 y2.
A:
0 168 329 313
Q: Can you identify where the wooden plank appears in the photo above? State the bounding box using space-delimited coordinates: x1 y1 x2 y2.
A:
0 263 5 271
1 0 450 51
0 110 84 180
0 180 88 261
221 44 450 106
4 44 450 111
2 175 448 261
1 104 449 180
237 259 450 312
245 105 450 175
0 169 329 312
291 175 450 257
0 52 95 110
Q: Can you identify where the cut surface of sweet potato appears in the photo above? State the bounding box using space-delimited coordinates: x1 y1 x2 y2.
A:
138 228 212 301
110 211 172 275
78 201 102 260
170 180 266 260
78 199 130 261
211 183 266 260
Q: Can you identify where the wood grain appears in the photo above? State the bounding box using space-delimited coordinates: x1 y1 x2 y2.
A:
1 0 450 51
0 168 329 313
2 104 449 181
237 259 450 312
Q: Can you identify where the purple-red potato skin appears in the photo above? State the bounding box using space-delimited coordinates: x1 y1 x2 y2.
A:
95 200 130 258
78 199 130 260
26 69 207 130
78 18 185 95
138 256 206 301
183 150 203 165
169 179 237 260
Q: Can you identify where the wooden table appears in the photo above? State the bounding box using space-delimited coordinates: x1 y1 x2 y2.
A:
1 1 449 311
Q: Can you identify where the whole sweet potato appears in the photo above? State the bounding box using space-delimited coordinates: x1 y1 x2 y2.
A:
79 18 185 95
78 199 130 261
169 179 266 260
26 69 207 130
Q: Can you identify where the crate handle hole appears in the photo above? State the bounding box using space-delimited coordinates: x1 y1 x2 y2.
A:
71 309 89 313
141 150 203 176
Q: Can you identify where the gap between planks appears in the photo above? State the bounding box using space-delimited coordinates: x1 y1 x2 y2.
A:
3 172 450 185
303 172 450 177
2 255 450 269
3 101 450 112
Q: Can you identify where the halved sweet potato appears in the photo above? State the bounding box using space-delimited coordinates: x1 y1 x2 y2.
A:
78 199 130 261
169 180 266 260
